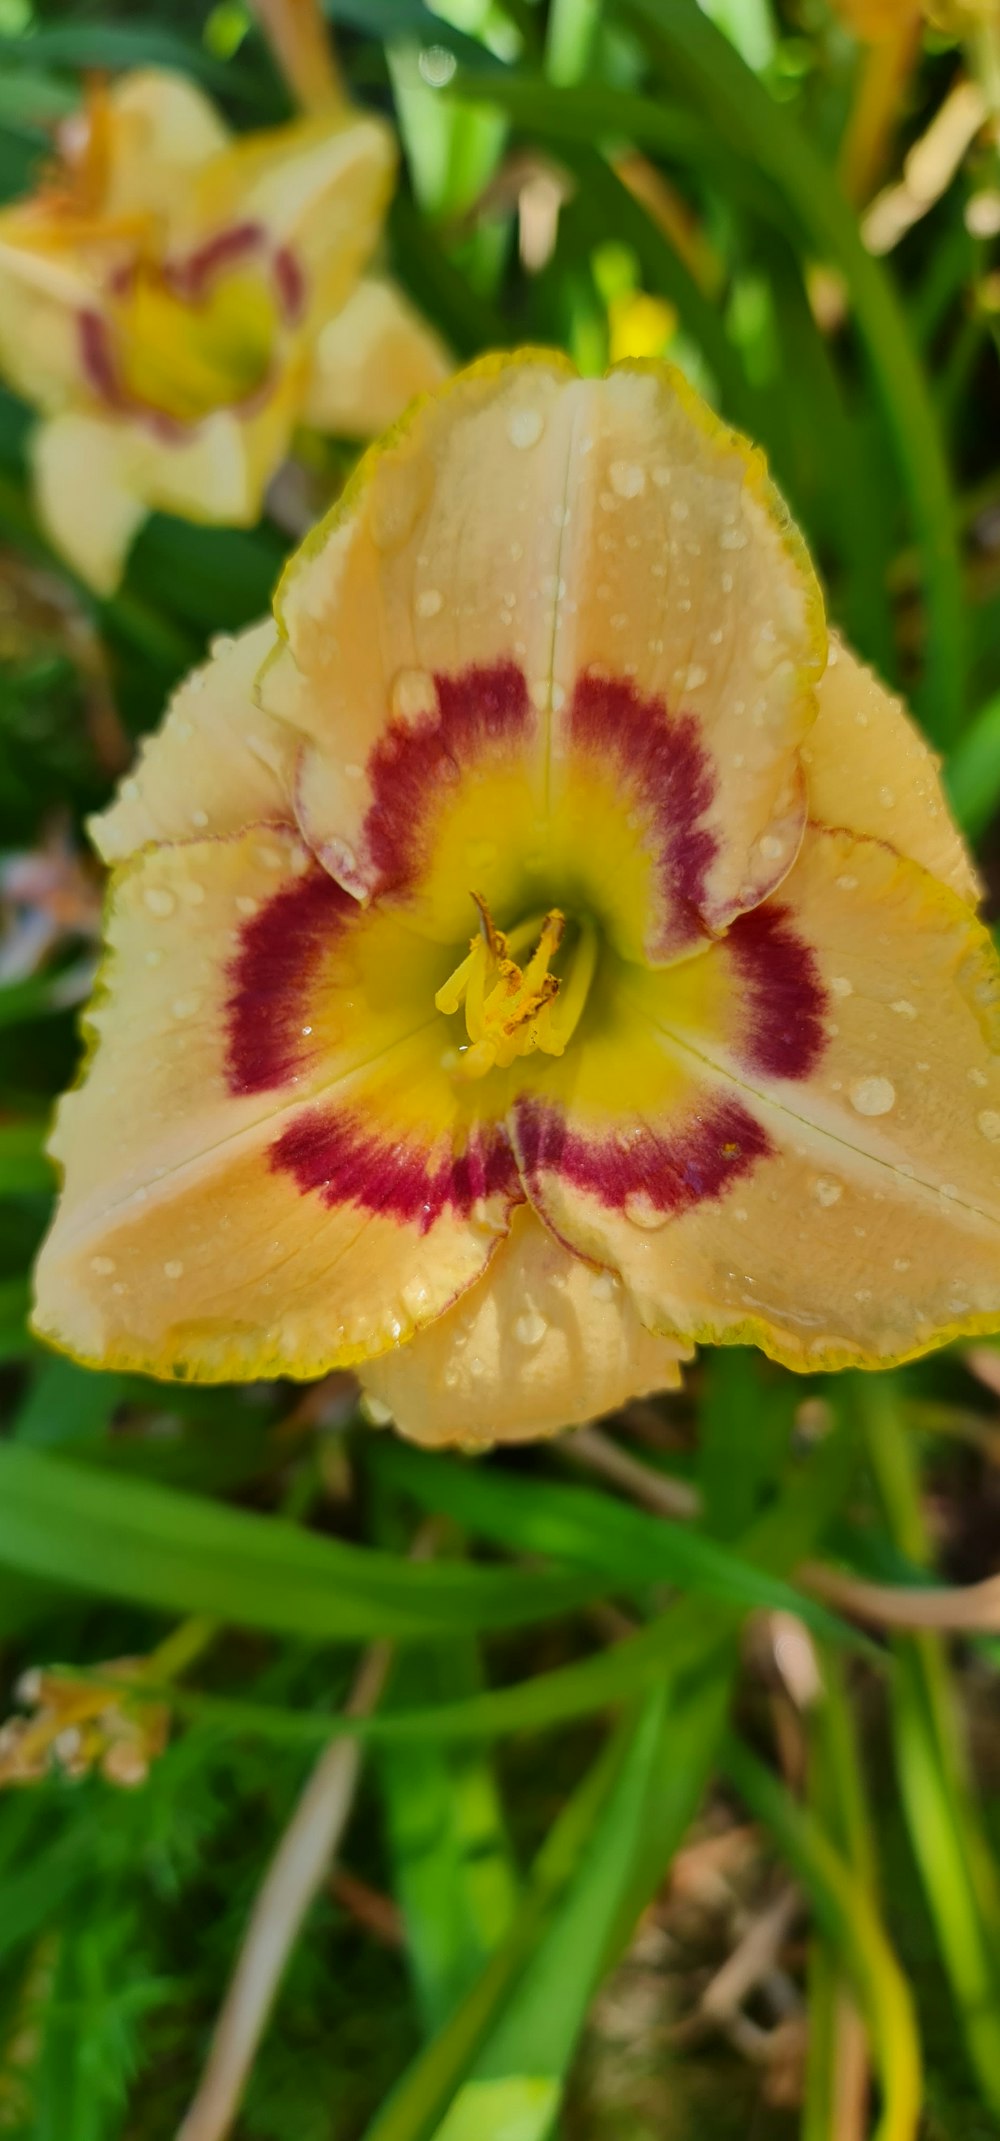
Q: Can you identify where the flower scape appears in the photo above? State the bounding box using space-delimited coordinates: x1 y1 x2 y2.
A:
31 349 1000 1448
0 67 447 593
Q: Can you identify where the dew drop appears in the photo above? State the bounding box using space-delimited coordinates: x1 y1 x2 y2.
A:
325 838 358 882
894 1256 911 1273
90 1255 115 1276
813 1179 842 1207
416 588 443 619
969 1067 989 1087
235 895 258 917
849 1075 896 1116
685 664 708 689
891 999 916 1018
144 886 176 918
391 667 437 725
145 949 163 968
163 1260 184 1280
609 458 646 499
514 1308 548 1347
507 406 543 449
829 975 853 998
879 786 896 809
979 1109 1000 1142
623 1190 668 1230
191 808 209 829
720 526 748 550
171 994 201 1020
759 834 785 862
590 1270 619 1300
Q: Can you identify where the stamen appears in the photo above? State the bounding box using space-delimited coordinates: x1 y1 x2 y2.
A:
435 895 598 1080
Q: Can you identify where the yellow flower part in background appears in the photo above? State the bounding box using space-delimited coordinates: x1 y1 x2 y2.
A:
31 352 1000 1449
0 70 449 592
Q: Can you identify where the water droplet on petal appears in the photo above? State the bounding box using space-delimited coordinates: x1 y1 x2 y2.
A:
164 1260 184 1280
507 406 543 449
609 459 646 499
416 588 443 619
813 1179 842 1207
849 1076 895 1116
90 1255 115 1275
144 887 176 918
979 1109 1000 1141
623 1190 668 1230
391 668 438 725
171 994 201 1020
829 975 853 998
891 999 916 1018
514 1308 548 1347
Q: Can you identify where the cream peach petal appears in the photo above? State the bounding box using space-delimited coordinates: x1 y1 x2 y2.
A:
359 1208 689 1450
259 355 822 944
514 826 1000 1373
93 621 293 863
259 351 579 904
0 235 92 413
546 360 825 934
188 112 395 292
102 69 231 227
804 634 980 903
31 412 149 596
131 372 302 528
33 830 520 1381
303 275 451 439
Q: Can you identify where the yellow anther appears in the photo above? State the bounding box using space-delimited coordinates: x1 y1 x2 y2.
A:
435 895 597 1080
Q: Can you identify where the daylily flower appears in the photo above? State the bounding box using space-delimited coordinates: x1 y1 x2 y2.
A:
0 68 448 593
32 352 1000 1448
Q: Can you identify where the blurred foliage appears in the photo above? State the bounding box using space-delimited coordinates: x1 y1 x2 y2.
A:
1 0 1000 2137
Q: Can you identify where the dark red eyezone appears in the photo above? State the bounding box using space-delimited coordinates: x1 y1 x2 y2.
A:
270 1107 521 1231
569 670 718 956
516 1094 771 1220
724 903 827 1082
359 660 533 898
225 864 355 1097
